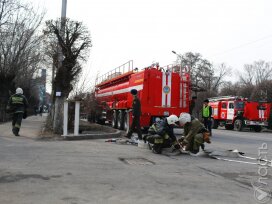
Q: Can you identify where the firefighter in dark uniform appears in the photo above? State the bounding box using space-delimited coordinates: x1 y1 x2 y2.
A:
202 99 212 136
126 89 142 140
144 115 180 154
7 87 29 136
189 96 197 115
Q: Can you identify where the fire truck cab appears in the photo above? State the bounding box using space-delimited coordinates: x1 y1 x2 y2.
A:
209 96 271 132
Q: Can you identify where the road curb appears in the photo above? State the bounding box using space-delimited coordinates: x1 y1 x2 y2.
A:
62 130 122 140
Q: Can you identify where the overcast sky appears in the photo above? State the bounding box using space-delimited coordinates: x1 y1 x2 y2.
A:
32 0 272 89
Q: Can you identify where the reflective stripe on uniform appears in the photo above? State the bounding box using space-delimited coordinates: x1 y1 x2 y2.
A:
11 96 24 104
149 124 169 140
154 138 164 144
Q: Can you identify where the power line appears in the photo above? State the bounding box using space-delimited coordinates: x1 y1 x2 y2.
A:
210 34 272 57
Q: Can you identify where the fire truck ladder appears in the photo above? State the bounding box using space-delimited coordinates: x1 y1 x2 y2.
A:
208 96 243 102
179 71 188 108
163 64 189 108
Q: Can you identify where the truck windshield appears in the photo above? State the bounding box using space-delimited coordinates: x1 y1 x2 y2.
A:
234 101 244 109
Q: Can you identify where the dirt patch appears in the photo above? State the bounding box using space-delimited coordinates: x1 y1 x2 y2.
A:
38 129 63 141
0 173 61 183
38 120 117 140
79 120 117 133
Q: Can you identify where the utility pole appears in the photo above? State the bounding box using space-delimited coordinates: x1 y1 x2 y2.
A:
51 0 67 113
52 0 68 132
59 0 67 69
61 0 67 19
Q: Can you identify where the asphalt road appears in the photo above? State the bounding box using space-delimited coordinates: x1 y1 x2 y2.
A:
0 119 271 204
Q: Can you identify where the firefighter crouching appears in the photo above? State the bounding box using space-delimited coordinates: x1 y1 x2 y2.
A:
178 113 211 154
143 115 180 154
6 87 29 136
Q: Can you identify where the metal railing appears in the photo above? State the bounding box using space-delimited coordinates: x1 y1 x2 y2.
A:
95 60 134 85
208 96 244 101
162 64 190 74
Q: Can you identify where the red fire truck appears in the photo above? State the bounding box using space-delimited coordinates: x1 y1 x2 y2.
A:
209 96 271 132
93 60 190 131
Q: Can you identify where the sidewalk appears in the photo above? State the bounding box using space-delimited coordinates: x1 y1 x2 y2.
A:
0 114 121 140
0 115 46 139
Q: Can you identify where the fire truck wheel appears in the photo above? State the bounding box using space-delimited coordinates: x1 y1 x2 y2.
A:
93 113 105 125
95 118 105 125
123 112 130 134
225 124 234 130
211 118 218 129
117 110 125 130
234 119 244 131
253 126 262 132
111 111 118 129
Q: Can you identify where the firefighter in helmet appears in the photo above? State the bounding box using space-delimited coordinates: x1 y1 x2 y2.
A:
144 115 180 154
126 89 142 140
6 87 29 136
179 112 211 154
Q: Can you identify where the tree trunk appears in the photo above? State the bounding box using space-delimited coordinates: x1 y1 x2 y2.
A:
53 96 65 134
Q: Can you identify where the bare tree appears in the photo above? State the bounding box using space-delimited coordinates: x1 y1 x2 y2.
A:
196 59 213 92
0 0 45 121
239 60 272 86
239 64 255 86
250 80 272 102
212 63 232 92
0 0 44 85
0 0 22 27
237 84 255 99
70 67 99 99
43 18 92 133
176 52 229 97
219 81 239 96
254 60 272 85
179 52 203 90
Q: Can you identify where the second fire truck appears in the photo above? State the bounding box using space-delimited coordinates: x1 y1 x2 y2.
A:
208 96 271 132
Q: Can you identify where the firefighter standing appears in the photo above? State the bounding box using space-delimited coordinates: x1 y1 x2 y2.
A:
39 105 43 116
202 99 212 135
144 115 180 154
179 113 211 154
126 89 142 140
189 96 197 116
7 87 29 136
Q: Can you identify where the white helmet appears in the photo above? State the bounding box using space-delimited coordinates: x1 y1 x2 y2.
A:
166 115 179 125
16 87 23 95
179 112 191 125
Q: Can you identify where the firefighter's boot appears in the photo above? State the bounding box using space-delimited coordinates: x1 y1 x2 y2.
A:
12 127 20 136
200 144 205 150
152 144 162 154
